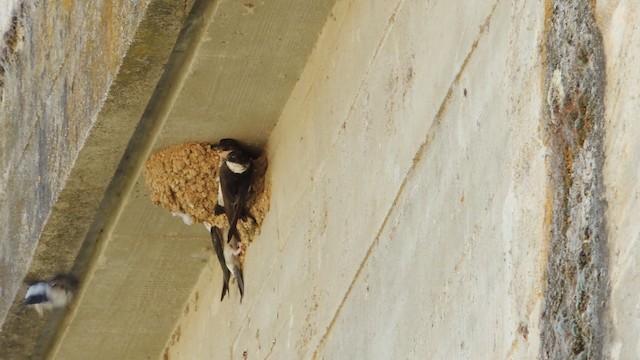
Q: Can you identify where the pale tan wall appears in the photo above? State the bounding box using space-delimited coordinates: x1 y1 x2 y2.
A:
598 0 640 358
162 0 550 358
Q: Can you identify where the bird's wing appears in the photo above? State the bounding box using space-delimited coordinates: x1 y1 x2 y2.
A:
24 294 48 305
210 226 226 269
221 272 230 302
210 226 231 301
225 167 253 243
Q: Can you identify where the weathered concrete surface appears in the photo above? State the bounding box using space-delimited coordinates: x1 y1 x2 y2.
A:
0 0 337 357
3 0 640 358
540 1 610 358
43 0 337 359
0 0 20 37
0 0 152 338
598 0 640 358
156 0 338 147
162 0 548 358
0 0 195 358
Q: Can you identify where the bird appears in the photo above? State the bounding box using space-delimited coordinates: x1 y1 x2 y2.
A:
205 222 244 302
24 274 78 317
214 138 243 215
216 139 254 248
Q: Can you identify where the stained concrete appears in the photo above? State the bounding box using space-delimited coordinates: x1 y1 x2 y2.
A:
0 0 193 358
2 0 640 358
162 0 548 358
540 1 609 358
0 0 160 356
0 1 20 38
43 0 337 359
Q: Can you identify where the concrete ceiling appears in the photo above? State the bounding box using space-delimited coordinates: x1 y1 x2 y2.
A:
0 0 336 358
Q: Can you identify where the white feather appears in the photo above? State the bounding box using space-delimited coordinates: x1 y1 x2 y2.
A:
171 211 193 226
221 228 242 270
25 282 47 298
217 182 224 206
46 285 72 308
226 160 249 174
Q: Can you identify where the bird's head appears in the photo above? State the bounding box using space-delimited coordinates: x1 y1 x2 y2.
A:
226 151 251 174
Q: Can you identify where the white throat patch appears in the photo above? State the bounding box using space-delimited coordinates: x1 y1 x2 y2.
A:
226 160 249 174
217 182 224 206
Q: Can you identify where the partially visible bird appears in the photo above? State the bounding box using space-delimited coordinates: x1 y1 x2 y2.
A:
24 274 78 317
214 139 243 217
205 222 244 302
216 139 254 248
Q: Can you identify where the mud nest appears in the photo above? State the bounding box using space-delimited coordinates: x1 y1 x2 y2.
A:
143 142 269 246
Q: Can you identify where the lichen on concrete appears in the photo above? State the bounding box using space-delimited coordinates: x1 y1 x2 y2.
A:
541 0 610 358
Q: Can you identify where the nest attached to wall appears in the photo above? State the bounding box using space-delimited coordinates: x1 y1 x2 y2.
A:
143 142 269 247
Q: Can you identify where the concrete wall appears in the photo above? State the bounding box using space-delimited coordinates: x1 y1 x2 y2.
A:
0 0 151 326
1 0 637 357
599 0 640 357
163 0 550 358
0 0 199 357
0 1 20 42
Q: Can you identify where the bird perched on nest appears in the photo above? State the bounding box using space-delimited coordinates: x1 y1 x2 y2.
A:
24 274 78 317
215 138 255 250
205 222 244 302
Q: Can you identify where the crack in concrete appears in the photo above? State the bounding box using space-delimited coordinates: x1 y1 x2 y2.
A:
540 0 610 358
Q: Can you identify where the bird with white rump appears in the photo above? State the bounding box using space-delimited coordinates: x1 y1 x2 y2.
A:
24 274 78 317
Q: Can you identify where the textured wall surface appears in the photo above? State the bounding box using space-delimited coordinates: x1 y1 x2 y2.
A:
0 0 200 357
2 0 640 358
163 0 549 358
0 0 151 327
160 0 639 358
0 1 20 45
541 0 609 358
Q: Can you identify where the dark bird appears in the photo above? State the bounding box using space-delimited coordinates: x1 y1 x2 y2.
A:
206 223 244 302
216 139 254 246
24 274 78 317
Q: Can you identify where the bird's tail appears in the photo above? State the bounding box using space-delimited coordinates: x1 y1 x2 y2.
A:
234 267 244 303
220 280 229 302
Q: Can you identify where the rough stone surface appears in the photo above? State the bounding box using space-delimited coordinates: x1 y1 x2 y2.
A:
0 0 21 40
540 1 610 358
0 0 150 330
0 0 195 358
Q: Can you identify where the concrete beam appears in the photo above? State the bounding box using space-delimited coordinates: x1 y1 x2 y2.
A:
162 0 547 358
0 0 336 358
